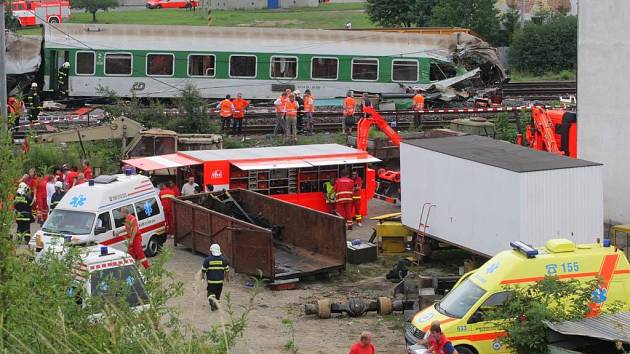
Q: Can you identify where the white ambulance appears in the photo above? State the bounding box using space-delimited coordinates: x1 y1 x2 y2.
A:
31 172 167 257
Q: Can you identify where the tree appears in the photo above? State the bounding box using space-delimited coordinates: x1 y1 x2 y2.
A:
508 13 577 75
366 0 437 28
71 0 118 23
430 0 501 44
4 6 20 32
496 4 520 47
488 276 625 354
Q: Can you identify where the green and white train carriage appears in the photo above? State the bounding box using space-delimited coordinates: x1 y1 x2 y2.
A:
43 24 467 99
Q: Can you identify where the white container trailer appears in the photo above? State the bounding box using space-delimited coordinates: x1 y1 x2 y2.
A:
401 135 603 257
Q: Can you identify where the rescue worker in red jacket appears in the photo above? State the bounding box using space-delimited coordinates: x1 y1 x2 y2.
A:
159 182 176 235
351 170 363 227
335 170 355 230
121 207 150 269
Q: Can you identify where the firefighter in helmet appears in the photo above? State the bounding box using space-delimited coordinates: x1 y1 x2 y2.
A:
26 83 42 122
57 62 70 98
14 182 34 244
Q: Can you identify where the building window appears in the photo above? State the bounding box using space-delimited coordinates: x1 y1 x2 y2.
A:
229 55 257 78
392 59 418 82
270 56 298 79
311 57 338 80
105 53 132 76
76 51 95 75
147 53 174 76
352 58 378 81
188 55 215 77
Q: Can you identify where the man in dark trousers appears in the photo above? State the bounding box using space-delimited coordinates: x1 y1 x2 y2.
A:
57 62 70 98
26 82 42 122
49 181 66 214
201 243 230 311
14 182 34 244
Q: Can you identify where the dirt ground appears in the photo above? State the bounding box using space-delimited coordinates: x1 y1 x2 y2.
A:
165 199 412 354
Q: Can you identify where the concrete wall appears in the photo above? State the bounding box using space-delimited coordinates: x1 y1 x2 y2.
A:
578 1 630 225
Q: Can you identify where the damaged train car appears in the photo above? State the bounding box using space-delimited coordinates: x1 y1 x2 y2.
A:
33 24 506 100
5 31 43 95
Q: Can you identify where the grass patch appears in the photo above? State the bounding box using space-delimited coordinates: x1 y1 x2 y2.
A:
379 313 404 331
53 3 373 29
222 132 346 149
343 255 416 283
509 69 576 82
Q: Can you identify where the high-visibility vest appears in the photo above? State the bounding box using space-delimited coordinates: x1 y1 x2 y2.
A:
219 99 233 118
343 97 355 116
275 96 287 113
304 96 315 112
323 181 335 203
285 101 298 117
232 98 249 119
413 94 425 111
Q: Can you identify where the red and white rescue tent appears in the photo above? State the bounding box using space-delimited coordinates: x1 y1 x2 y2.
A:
123 144 381 214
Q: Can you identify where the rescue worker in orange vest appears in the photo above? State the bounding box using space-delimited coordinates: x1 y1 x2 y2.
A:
159 182 176 235
351 170 363 227
121 207 150 269
412 90 425 128
217 94 235 134
274 92 288 136
335 169 355 230
303 89 315 135
285 94 300 143
343 90 356 135
231 92 250 137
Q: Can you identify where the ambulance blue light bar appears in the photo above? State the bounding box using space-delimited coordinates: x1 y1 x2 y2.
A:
510 241 538 258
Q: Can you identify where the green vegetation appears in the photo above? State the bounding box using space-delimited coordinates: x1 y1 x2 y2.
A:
4 6 19 31
65 3 373 29
430 0 501 44
488 276 625 354
71 0 118 23
366 0 436 28
22 139 122 175
493 112 518 144
0 114 258 353
509 13 577 75
509 69 576 82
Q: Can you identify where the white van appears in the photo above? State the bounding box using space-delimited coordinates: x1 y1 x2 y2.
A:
31 173 167 257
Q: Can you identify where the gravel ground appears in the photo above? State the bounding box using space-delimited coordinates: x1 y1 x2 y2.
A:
164 199 406 354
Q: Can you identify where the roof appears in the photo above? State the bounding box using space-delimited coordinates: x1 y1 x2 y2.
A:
57 174 155 212
403 135 601 173
180 143 379 163
544 312 630 344
43 23 463 60
81 245 135 271
122 153 202 171
611 224 630 232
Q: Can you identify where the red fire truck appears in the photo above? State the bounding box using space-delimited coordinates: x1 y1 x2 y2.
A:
122 144 380 215
10 0 71 27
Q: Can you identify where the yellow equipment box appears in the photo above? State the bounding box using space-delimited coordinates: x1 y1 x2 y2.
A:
372 213 413 254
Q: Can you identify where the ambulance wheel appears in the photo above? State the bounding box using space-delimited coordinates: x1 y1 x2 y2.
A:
48 17 60 23
145 236 161 257
454 346 476 354
377 297 392 315
317 299 331 319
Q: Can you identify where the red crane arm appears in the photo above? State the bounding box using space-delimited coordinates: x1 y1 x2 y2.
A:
356 106 402 151
530 106 563 155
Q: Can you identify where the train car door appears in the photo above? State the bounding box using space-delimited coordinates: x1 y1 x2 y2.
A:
267 0 279 9
48 50 69 92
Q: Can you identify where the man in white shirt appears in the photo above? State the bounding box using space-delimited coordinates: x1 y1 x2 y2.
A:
46 176 56 210
181 176 199 197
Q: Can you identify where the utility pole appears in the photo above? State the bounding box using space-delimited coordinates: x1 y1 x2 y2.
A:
520 0 526 29
0 2 8 133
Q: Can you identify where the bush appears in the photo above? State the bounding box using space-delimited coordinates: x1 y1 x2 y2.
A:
493 112 517 143
22 140 122 175
509 14 577 75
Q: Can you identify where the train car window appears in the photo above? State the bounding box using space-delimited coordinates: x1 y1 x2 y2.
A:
352 58 378 81
76 51 95 75
147 54 174 76
270 56 298 79
311 57 338 80
105 53 132 76
188 55 215 77
229 55 257 78
430 62 458 81
392 59 418 82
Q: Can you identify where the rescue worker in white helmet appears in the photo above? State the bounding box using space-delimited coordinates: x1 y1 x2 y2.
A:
26 82 42 122
200 244 230 311
57 62 70 98
14 182 34 244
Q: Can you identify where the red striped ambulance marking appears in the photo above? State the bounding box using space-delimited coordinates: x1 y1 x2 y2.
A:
449 331 506 342
99 222 165 246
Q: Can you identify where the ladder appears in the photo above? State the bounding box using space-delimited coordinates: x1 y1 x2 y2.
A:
413 203 435 265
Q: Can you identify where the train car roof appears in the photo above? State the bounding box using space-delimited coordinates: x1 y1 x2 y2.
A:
43 23 467 60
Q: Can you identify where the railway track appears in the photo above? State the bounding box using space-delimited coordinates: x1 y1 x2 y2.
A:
503 81 576 100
